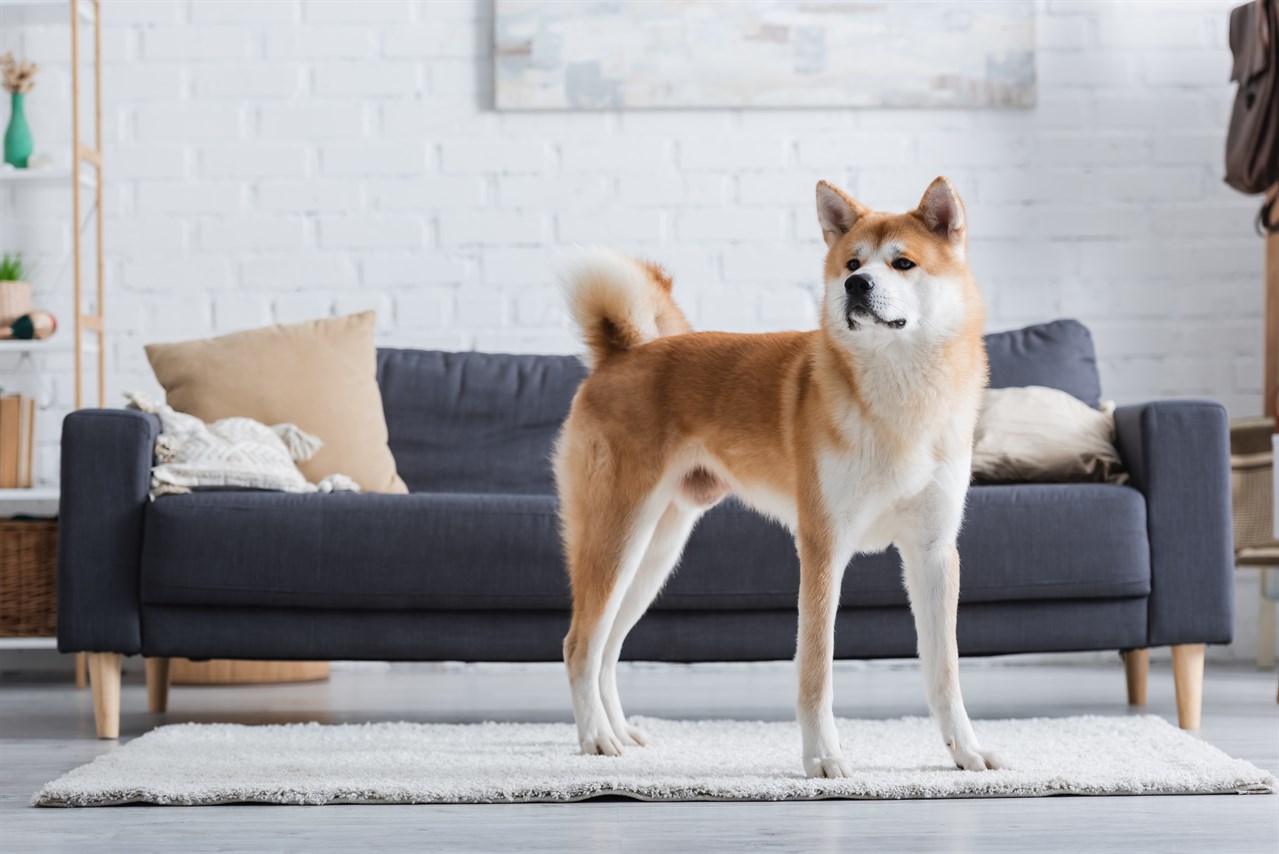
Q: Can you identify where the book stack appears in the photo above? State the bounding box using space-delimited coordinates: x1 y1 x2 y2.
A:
0 394 36 488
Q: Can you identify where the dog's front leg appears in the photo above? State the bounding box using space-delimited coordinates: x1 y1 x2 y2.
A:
795 528 856 779
897 481 1002 771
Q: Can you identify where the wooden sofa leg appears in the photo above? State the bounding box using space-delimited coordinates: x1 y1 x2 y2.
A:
145 657 171 714
1171 643 1205 730
75 652 87 689
87 652 121 739
1122 648 1149 705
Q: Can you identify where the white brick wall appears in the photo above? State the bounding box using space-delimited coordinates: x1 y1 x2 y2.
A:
0 0 1267 489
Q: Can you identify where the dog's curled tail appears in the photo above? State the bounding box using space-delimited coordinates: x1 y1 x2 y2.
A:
559 247 691 369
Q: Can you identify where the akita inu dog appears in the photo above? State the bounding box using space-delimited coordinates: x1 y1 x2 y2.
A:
554 177 1001 777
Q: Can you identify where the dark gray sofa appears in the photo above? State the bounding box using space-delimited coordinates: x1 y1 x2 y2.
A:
57 319 1234 738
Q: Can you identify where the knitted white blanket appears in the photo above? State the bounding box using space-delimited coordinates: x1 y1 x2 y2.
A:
126 392 360 498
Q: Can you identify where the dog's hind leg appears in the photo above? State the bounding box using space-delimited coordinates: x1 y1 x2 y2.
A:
562 479 669 756
896 469 1002 772
598 500 703 747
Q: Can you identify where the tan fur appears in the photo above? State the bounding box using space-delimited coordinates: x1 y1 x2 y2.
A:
561 250 691 368
555 180 998 775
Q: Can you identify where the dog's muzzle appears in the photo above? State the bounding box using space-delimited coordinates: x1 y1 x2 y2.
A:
844 275 906 330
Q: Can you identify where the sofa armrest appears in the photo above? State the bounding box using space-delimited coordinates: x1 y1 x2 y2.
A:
56 408 159 654
1113 400 1234 647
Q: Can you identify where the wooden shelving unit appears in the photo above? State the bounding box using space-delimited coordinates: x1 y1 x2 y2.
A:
0 0 104 686
70 0 104 411
0 0 105 460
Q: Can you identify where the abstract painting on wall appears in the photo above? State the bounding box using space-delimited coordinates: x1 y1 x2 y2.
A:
494 0 1035 111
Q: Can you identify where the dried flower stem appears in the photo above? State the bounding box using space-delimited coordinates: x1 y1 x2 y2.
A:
1 53 39 96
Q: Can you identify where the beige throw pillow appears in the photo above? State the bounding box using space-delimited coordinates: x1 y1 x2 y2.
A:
145 311 407 494
972 386 1126 485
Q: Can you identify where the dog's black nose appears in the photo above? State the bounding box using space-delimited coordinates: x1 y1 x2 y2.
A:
845 274 874 297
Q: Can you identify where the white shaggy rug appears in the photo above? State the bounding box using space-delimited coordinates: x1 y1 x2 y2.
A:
34 716 1275 807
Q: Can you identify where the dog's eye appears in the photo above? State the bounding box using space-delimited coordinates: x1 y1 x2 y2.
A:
846 259 860 272
892 258 916 271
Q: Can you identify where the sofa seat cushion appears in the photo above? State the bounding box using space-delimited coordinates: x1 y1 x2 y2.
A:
141 492 568 611
140 484 1150 612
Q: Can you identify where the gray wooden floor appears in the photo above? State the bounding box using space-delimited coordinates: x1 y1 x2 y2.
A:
1 658 1276 853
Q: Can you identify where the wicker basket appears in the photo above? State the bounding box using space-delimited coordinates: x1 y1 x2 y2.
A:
1231 417 1279 565
0 519 58 637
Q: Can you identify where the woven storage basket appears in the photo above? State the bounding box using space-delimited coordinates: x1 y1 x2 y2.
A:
0 519 58 637
1231 417 1279 561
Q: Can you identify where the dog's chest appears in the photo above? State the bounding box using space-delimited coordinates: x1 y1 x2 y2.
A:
818 438 935 513
811 440 938 552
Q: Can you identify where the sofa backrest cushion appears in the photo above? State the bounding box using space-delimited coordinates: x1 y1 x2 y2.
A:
379 319 1102 494
378 348 586 494
985 319 1101 408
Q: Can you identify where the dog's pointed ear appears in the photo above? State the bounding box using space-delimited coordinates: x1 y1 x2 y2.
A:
815 181 867 248
914 177 966 242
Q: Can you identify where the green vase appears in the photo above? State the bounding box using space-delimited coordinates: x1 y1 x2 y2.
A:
4 92 33 169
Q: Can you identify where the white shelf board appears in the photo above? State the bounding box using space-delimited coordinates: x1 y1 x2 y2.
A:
0 0 94 23
0 168 95 190
0 487 59 502
0 338 76 353
0 487 60 519
0 637 58 650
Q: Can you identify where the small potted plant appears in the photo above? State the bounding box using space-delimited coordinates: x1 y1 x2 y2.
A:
0 253 32 326
2 52 38 169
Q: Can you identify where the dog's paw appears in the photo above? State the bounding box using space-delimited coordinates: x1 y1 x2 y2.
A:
804 755 853 779
950 745 1004 772
579 726 625 757
622 724 651 747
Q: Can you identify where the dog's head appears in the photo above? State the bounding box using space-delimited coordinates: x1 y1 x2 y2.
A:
816 177 977 349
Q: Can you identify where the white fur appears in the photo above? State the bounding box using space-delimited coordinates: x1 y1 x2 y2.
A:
570 485 672 756
822 252 967 351
800 251 991 775
556 246 664 368
598 501 704 749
